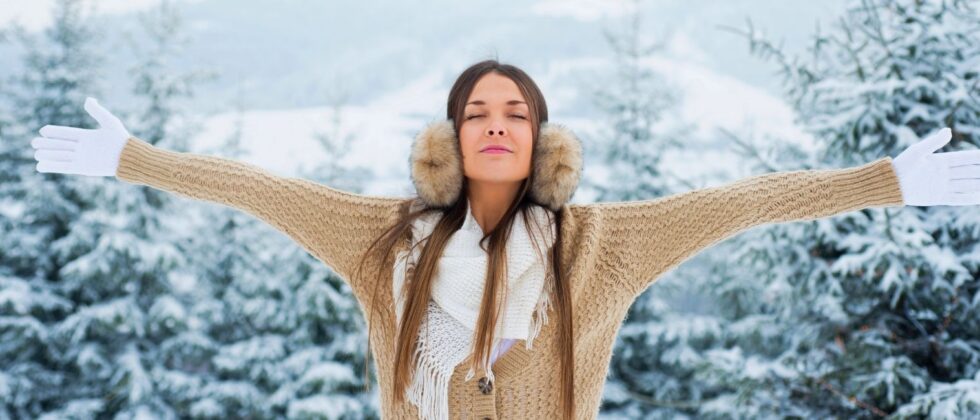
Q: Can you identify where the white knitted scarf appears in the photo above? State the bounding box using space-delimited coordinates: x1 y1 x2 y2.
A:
392 198 556 420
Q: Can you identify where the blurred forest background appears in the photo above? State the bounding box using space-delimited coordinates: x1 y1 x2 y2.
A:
1 0 978 418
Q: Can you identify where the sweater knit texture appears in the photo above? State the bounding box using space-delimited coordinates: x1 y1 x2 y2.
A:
115 136 907 419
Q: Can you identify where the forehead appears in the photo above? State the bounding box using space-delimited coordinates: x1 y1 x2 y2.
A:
466 74 526 106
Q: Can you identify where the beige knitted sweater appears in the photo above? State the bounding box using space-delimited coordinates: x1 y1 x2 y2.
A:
115 136 906 419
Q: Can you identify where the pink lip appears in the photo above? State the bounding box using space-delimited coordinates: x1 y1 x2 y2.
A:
480 146 512 153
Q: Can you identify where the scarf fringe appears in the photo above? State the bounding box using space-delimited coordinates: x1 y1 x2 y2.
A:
405 315 452 420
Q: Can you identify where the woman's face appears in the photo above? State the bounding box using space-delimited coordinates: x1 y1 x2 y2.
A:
458 72 534 186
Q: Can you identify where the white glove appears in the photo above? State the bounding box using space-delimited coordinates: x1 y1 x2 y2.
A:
893 127 980 206
32 96 130 177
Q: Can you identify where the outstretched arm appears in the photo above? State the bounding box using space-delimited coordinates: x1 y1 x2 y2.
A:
587 155 905 300
588 127 975 301
32 97 407 298
113 137 406 290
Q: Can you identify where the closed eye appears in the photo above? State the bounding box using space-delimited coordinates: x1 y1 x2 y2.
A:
464 114 527 120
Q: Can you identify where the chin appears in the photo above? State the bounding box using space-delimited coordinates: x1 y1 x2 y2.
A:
469 174 525 184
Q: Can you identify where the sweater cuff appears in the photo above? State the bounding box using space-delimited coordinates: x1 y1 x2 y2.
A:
835 156 906 209
115 136 183 187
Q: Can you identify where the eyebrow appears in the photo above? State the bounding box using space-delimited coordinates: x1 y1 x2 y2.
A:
465 100 527 106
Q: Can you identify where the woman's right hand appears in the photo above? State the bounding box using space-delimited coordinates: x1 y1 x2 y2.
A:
32 97 130 177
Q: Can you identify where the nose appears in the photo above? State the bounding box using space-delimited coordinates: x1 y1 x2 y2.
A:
486 122 506 137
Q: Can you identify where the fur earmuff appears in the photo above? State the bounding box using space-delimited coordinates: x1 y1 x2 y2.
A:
409 119 583 211
529 122 584 211
409 120 463 208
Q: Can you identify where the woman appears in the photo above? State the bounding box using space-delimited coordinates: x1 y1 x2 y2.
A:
31 59 977 419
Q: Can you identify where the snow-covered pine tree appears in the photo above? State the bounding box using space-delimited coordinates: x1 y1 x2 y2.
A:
0 0 211 417
0 1 115 417
283 90 380 418
155 105 277 418
662 0 980 417
582 2 718 419
53 1 220 418
578 0 676 203
165 86 380 418
15 1 201 419
0 34 11 142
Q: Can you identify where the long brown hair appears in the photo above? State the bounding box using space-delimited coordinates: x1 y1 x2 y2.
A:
353 59 575 419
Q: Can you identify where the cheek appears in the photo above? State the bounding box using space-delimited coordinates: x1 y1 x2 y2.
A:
515 134 534 176
459 127 481 156
519 127 534 150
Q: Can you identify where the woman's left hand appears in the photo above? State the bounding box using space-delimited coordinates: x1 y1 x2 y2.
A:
893 127 980 206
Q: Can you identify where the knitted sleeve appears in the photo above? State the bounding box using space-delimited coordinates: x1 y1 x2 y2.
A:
588 156 906 300
114 136 406 294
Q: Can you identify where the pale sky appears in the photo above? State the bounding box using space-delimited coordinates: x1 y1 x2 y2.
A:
0 0 201 31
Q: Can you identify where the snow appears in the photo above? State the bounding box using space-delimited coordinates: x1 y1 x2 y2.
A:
297 362 357 389
287 395 362 419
